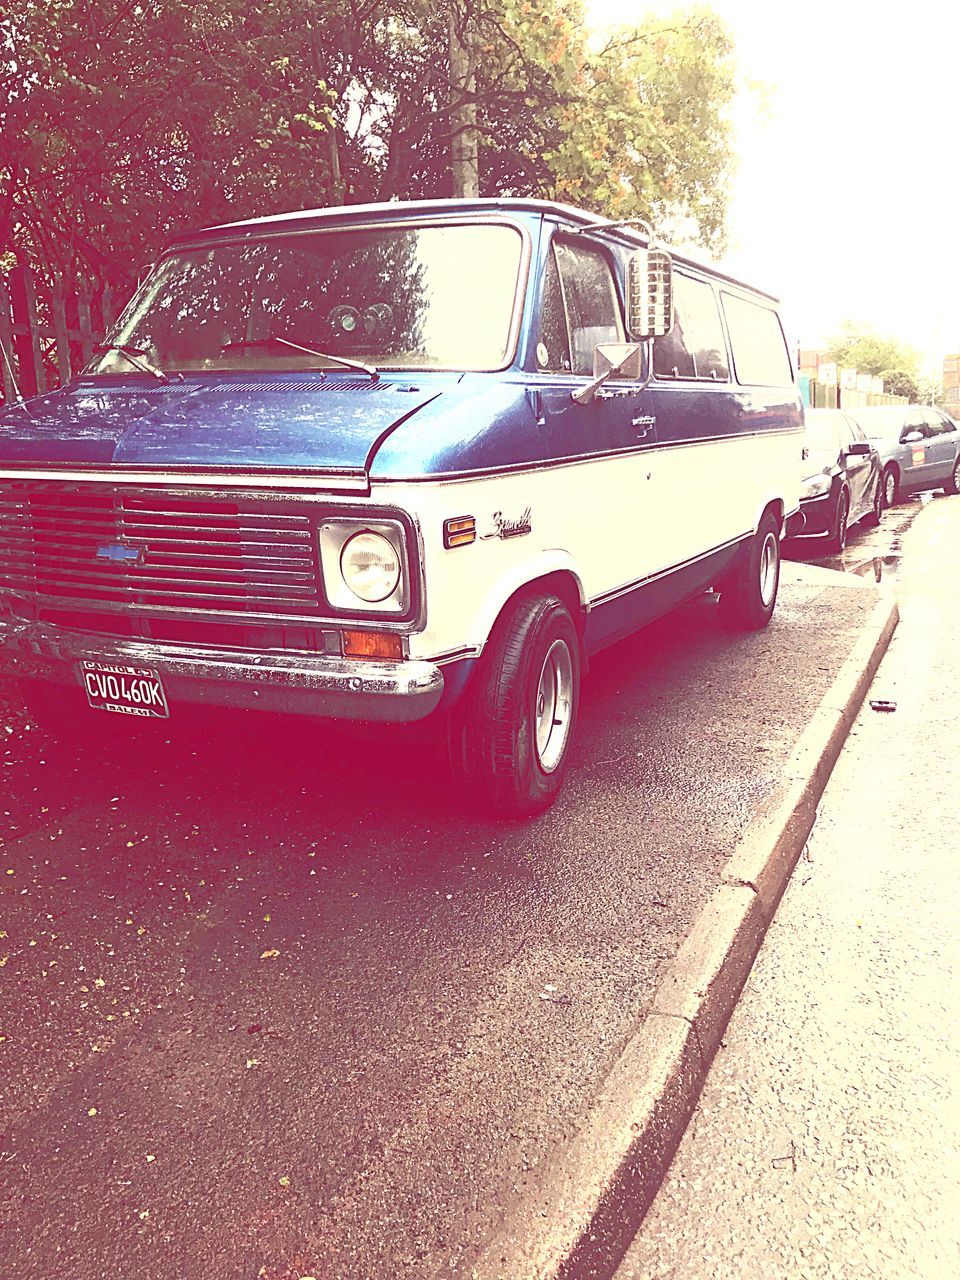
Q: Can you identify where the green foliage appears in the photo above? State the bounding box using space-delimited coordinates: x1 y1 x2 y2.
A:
878 369 919 401
825 324 921 379
1 0 738 293
539 6 737 251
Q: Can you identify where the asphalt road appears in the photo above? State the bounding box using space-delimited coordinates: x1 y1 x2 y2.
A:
0 540 885 1278
618 492 960 1279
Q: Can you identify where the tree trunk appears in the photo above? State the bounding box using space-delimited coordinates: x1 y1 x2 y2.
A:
448 12 479 198
324 125 346 205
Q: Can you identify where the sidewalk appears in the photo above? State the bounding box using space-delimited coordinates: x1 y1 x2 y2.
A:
617 498 960 1280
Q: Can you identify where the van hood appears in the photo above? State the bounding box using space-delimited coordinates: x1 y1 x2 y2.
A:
0 375 448 473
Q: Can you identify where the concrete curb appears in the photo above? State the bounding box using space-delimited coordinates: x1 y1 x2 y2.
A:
471 589 899 1280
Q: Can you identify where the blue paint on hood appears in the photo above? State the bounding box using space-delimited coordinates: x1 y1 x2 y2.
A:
0 375 451 471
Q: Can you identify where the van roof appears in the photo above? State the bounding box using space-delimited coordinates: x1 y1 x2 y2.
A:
168 196 778 303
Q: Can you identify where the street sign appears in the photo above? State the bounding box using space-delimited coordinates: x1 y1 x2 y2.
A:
817 361 837 386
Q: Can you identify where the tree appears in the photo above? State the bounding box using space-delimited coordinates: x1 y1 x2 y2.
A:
1 1 340 289
1 0 739 294
824 323 920 380
878 369 919 401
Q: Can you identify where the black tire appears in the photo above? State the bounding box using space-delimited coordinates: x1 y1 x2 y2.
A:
882 466 899 509
943 454 960 496
826 489 849 554
717 511 781 631
862 477 883 527
448 590 580 817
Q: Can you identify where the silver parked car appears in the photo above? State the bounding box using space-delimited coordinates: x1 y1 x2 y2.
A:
846 405 960 507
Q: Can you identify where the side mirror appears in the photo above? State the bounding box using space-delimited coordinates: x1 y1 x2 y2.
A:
627 248 674 338
901 430 924 444
571 343 643 405
847 441 871 456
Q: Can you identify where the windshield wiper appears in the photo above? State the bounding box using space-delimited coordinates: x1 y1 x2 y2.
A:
220 335 379 380
94 343 172 383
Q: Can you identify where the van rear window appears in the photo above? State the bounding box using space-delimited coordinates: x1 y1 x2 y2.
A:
721 293 793 387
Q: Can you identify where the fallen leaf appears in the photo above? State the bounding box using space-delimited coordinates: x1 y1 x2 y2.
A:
87 1107 98 1117
146 1154 156 1163
278 1175 290 1187
260 949 280 960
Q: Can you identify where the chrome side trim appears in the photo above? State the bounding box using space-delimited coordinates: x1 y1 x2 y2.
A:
374 426 805 485
589 532 751 609
0 467 370 492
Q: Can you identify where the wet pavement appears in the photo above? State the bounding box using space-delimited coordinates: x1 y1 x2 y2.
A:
0 550 885 1278
783 490 929 585
618 493 960 1279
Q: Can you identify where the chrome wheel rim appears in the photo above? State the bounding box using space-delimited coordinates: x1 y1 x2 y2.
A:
759 532 779 607
884 473 896 506
837 496 848 549
534 638 574 774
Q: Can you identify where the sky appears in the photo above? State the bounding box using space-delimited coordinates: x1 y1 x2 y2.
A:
585 0 960 377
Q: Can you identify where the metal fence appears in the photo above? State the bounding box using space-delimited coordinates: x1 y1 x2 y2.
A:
0 267 119 405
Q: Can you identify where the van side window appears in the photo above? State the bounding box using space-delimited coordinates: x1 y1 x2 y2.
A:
653 295 696 379
653 275 728 381
721 293 793 387
682 276 728 380
552 240 623 376
535 247 573 373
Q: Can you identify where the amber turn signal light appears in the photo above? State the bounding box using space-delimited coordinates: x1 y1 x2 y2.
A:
443 515 476 548
342 630 404 661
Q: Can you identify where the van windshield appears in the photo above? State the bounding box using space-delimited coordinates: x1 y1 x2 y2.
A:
87 222 524 376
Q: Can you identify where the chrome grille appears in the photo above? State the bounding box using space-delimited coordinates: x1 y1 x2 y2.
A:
0 482 325 623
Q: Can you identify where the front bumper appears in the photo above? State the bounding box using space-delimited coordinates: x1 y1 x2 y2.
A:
792 491 835 538
0 616 444 723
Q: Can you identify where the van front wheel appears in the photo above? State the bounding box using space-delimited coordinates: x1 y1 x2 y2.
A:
448 591 580 817
717 513 781 631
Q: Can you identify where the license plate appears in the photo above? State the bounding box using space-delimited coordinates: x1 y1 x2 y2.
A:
81 662 170 719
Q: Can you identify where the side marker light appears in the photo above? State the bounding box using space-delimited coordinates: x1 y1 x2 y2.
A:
443 516 476 549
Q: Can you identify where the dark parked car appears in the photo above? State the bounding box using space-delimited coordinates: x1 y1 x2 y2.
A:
846 404 960 507
795 408 882 552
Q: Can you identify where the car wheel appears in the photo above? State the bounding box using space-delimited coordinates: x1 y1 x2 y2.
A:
863 478 883 527
882 466 899 508
448 590 580 817
943 454 960 496
826 489 849 553
717 511 781 631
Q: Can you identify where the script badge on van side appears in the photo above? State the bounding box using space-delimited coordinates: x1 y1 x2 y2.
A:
481 508 532 540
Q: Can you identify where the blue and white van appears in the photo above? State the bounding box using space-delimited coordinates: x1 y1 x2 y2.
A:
0 199 802 814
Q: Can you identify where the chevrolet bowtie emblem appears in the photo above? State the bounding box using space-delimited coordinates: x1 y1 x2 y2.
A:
96 543 145 565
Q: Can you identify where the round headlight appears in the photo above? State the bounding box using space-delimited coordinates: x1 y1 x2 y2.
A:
340 531 401 603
